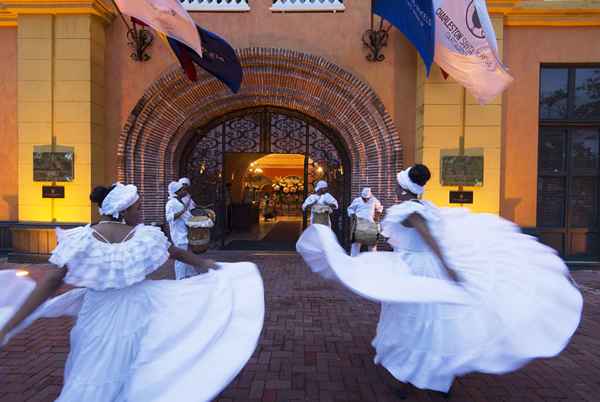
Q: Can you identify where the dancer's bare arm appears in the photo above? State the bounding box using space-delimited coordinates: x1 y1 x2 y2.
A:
404 213 460 283
0 266 66 343
168 246 216 272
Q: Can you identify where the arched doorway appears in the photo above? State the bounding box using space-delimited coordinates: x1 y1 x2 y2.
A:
178 107 351 248
118 48 403 249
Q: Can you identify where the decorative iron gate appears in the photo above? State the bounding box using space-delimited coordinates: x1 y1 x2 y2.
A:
179 107 352 247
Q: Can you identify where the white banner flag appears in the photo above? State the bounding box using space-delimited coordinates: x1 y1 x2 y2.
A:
114 0 203 58
433 0 513 104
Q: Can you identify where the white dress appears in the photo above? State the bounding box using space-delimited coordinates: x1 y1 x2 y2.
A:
296 200 583 392
0 224 265 402
165 197 197 279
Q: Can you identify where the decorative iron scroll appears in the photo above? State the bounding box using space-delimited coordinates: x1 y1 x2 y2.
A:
270 113 307 154
224 115 261 153
186 127 223 208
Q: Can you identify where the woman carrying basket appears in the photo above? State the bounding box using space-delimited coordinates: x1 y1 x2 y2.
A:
301 180 338 226
347 187 383 256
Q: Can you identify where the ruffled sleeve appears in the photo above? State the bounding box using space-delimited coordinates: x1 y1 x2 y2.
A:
50 224 171 290
322 193 338 209
381 201 439 237
48 225 93 268
302 194 319 211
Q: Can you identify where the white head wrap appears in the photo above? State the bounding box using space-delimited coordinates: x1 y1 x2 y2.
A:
361 187 372 198
396 168 425 196
99 183 139 219
168 181 184 198
315 180 328 192
179 177 191 187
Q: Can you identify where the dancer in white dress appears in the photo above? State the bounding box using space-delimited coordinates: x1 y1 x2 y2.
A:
166 181 197 279
347 187 383 256
302 180 338 225
0 183 265 402
297 164 582 396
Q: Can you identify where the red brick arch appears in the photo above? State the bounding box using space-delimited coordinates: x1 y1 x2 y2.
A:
118 48 402 223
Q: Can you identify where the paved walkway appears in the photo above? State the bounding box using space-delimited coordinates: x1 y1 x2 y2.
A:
1 253 599 402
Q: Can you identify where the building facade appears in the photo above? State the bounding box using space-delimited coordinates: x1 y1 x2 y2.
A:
0 0 598 258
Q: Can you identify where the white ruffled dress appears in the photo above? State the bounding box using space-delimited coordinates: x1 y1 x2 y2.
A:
296 200 582 392
0 224 265 402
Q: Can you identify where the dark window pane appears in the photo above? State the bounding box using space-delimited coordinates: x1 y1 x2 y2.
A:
574 68 600 120
540 68 569 119
538 176 566 227
539 129 566 173
569 177 597 228
571 129 599 172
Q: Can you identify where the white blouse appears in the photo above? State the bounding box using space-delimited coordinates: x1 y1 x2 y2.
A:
347 197 383 222
380 201 440 253
49 224 170 291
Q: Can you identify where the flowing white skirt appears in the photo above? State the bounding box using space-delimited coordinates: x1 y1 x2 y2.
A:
0 263 265 402
296 219 583 392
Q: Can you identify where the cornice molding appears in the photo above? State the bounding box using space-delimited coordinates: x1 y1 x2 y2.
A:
488 0 600 26
0 0 115 24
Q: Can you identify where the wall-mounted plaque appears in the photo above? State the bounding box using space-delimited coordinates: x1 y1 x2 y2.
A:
42 186 65 199
441 155 484 186
33 145 74 182
449 191 473 204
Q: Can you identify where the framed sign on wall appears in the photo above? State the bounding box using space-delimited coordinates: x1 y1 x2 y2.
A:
441 155 484 187
33 145 74 182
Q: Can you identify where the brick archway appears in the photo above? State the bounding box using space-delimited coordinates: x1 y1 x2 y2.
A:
118 48 402 223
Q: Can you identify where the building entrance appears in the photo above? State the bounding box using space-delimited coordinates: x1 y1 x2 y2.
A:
179 107 351 250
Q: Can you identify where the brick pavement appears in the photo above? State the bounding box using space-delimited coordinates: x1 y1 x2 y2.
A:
1 254 599 402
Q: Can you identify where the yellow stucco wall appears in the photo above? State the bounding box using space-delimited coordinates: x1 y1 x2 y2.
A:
416 17 504 214
17 14 105 223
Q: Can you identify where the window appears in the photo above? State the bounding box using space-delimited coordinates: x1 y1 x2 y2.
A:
181 0 250 12
537 66 600 258
270 0 345 12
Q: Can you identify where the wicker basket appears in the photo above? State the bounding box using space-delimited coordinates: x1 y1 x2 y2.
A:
186 214 215 254
352 217 379 246
312 204 333 226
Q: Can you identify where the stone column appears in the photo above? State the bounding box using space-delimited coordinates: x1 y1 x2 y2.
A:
17 13 107 223
415 16 505 214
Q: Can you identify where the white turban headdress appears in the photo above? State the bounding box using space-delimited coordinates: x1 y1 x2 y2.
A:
179 177 191 187
315 180 328 192
396 168 425 196
361 187 372 198
168 181 184 198
99 183 139 219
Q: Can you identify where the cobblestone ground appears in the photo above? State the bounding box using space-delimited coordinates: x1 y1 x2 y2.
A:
1 253 599 402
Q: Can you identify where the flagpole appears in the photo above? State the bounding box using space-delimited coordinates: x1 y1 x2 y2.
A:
108 0 134 32
370 0 374 30
459 87 467 206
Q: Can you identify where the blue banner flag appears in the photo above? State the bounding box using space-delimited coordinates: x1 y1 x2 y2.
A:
168 25 243 93
373 0 435 74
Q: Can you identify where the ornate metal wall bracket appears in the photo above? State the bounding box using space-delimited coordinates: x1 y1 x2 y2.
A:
128 21 154 62
362 16 392 62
